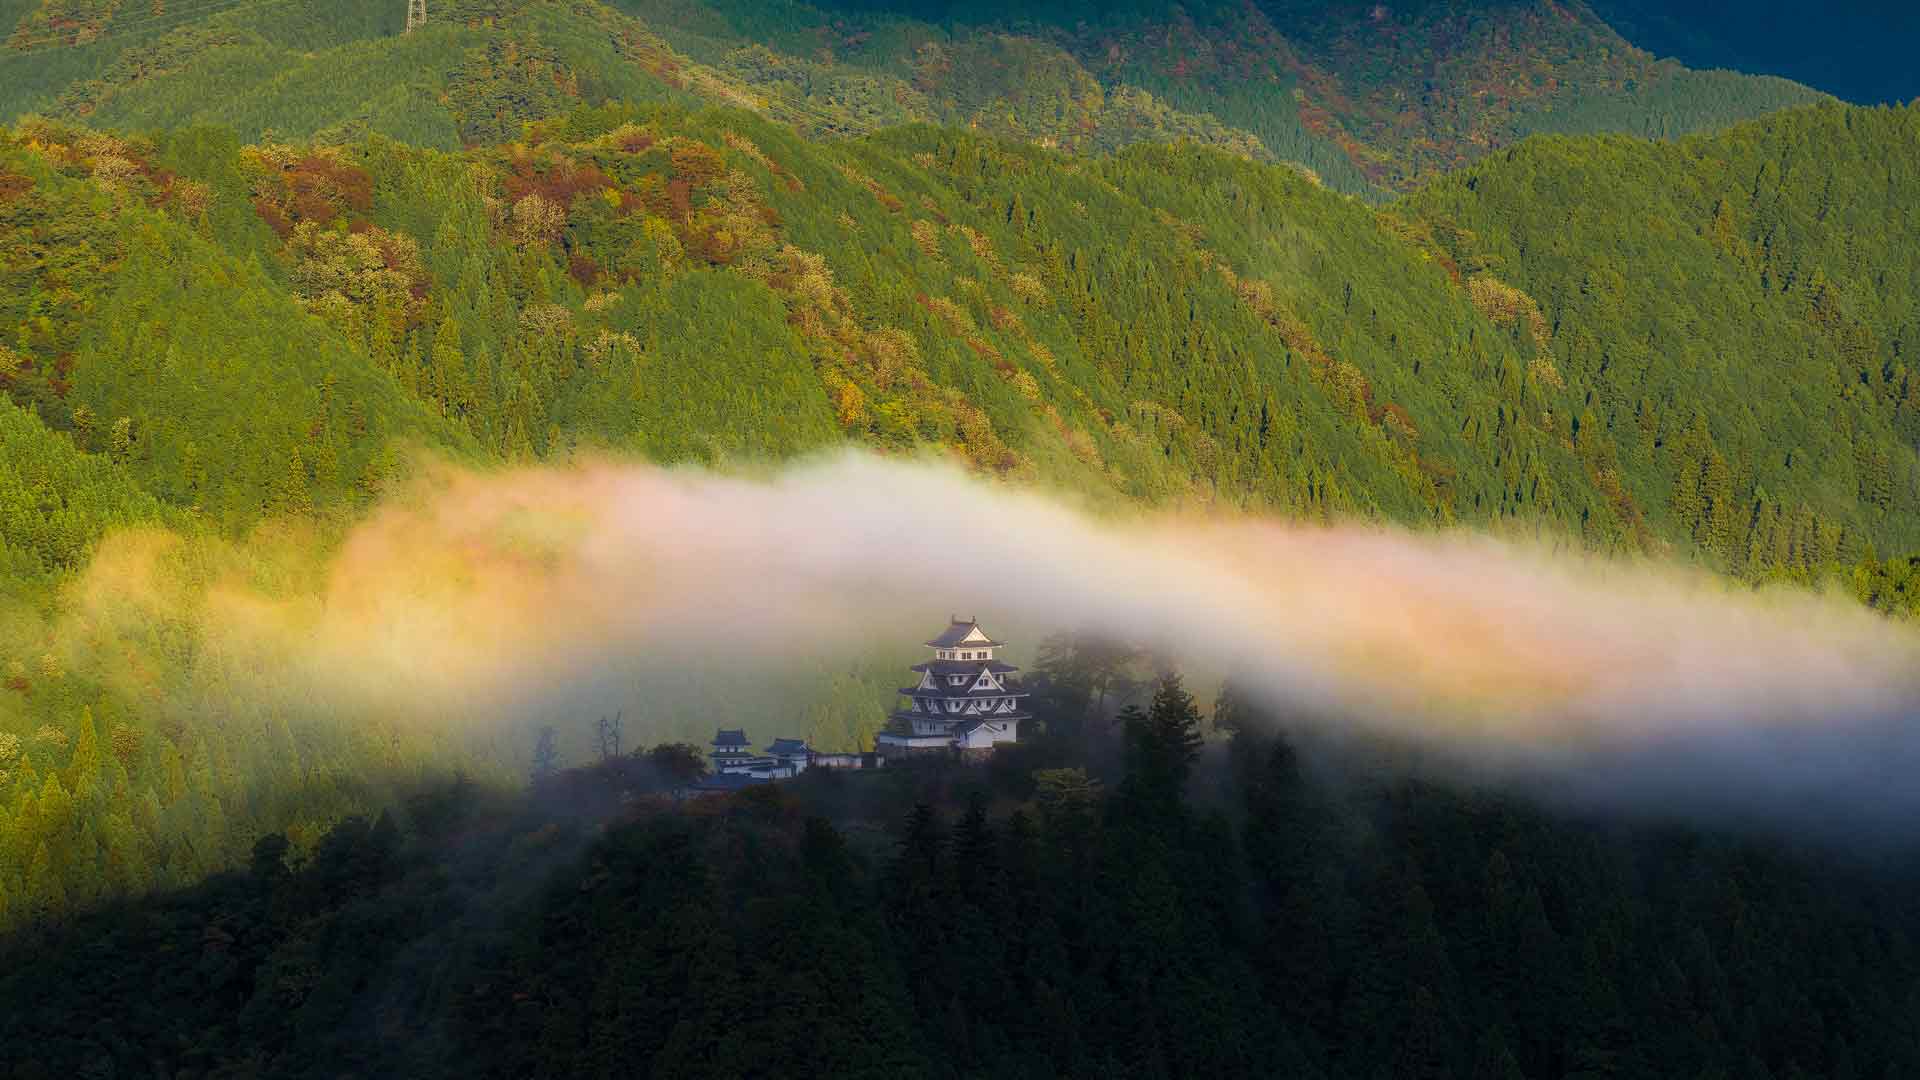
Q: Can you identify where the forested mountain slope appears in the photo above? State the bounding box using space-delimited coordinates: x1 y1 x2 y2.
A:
0 0 1829 195
0 2 1916 931
4 96 1920 927
11 100 1919 566
10 96 1915 564
1401 101 1920 575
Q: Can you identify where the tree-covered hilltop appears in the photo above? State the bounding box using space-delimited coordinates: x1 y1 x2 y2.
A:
6 666 1920 1078
0 0 1830 197
4 93 1920 928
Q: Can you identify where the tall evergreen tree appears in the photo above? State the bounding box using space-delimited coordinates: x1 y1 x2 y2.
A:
1120 673 1205 818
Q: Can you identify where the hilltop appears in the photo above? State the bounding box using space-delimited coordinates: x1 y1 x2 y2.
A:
0 0 1829 194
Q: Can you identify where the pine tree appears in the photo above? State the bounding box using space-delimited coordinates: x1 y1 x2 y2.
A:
1395 985 1452 1080
101 809 150 896
1472 1028 1526 1080
66 707 101 792
949 791 997 908
24 841 63 918
36 772 71 853
1121 673 1205 816
159 738 187 804
272 445 313 514
431 316 469 416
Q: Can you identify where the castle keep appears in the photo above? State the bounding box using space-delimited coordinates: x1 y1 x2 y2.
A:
875 617 1029 756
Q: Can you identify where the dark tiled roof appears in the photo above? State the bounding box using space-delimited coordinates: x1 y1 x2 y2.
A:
712 729 750 748
910 660 1019 675
767 738 809 755
925 619 1003 648
903 681 1029 699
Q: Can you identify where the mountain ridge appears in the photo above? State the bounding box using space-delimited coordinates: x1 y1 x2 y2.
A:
0 0 1833 195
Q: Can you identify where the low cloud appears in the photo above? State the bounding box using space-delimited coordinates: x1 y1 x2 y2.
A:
45 450 1920 838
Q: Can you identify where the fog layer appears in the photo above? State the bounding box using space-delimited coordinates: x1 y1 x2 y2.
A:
60 451 1920 837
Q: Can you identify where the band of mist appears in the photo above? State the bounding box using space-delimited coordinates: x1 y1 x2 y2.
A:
55 451 1920 838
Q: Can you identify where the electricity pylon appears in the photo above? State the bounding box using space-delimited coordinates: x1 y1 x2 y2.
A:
404 0 426 33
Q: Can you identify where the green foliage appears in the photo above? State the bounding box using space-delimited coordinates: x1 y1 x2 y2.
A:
1119 672 1203 815
1402 100 1920 573
1 94 1918 927
0 0 1831 198
1514 68 1826 142
0 0 1909 940
0 396 163 578
641 0 1829 191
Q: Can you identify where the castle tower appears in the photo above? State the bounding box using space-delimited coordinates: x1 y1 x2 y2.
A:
876 617 1029 757
711 728 753 774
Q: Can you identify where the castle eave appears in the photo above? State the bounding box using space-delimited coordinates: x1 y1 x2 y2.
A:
911 660 1019 675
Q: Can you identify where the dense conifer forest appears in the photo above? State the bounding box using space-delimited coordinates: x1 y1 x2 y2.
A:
5 659 1920 1078
0 2 1919 1071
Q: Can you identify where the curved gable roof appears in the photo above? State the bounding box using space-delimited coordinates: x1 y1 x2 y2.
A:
925 618 1003 648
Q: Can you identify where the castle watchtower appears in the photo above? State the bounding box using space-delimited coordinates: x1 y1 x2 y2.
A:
766 738 812 775
711 729 753 774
